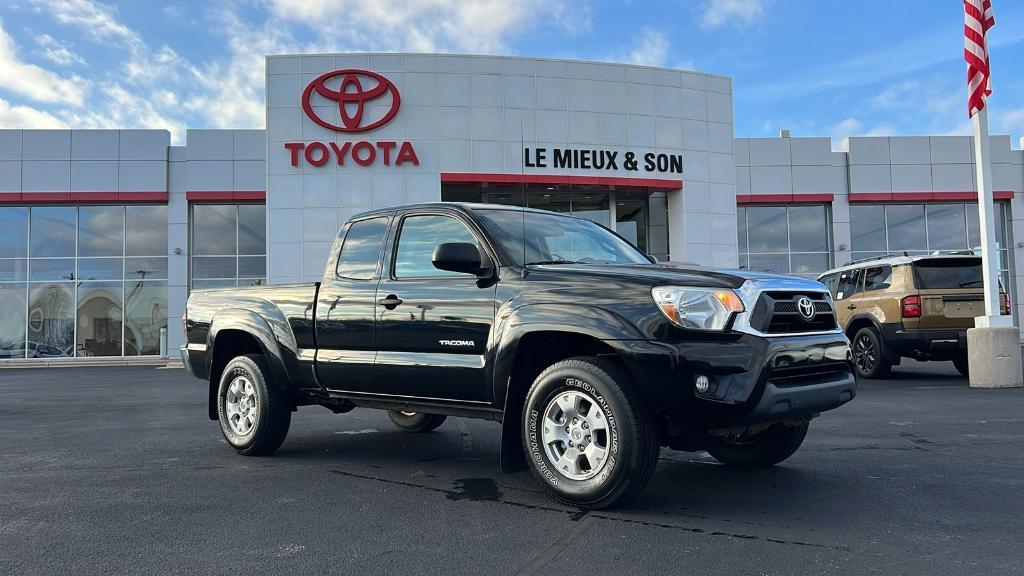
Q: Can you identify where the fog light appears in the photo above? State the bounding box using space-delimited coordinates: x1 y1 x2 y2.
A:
695 375 711 394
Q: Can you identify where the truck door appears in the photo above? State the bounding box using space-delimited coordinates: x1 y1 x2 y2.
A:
373 210 498 402
314 215 391 392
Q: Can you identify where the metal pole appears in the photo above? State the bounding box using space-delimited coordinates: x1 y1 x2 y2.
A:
159 327 168 359
972 106 1009 327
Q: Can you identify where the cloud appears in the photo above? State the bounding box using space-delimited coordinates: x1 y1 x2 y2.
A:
266 0 586 53
829 117 896 148
36 34 86 66
0 22 87 105
625 28 669 67
33 0 143 49
0 96 67 128
997 108 1024 137
701 0 765 29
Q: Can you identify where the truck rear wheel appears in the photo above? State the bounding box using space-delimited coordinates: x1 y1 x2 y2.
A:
386 410 447 432
216 354 291 456
522 357 659 510
706 422 809 469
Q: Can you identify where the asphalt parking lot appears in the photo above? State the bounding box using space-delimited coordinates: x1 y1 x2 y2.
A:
1 361 1022 575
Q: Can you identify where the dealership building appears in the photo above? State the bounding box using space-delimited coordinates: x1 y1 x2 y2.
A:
0 52 1022 360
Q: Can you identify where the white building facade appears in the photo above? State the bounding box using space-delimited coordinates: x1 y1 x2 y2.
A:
0 52 1022 362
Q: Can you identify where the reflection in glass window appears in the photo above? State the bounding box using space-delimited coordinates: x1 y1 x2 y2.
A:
31 207 76 257
0 283 27 358
395 215 478 278
850 206 885 252
193 204 237 256
737 205 831 278
125 206 168 256
238 205 266 255
0 207 29 258
885 205 926 251
77 282 123 357
336 217 388 280
79 206 124 257
926 204 967 251
124 281 167 356
28 283 75 356
616 191 649 254
190 204 266 288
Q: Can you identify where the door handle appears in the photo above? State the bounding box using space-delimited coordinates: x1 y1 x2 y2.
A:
847 303 857 310
378 295 403 309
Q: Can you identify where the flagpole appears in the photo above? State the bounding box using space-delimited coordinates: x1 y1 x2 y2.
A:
971 105 1006 327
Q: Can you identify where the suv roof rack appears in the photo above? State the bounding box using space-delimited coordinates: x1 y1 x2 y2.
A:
846 253 910 266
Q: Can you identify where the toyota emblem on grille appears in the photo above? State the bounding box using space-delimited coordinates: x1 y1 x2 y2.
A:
797 297 816 321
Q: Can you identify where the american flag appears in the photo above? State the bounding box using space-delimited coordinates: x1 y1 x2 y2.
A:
964 0 995 117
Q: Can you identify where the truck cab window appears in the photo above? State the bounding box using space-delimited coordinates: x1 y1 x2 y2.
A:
394 215 478 278
336 217 389 280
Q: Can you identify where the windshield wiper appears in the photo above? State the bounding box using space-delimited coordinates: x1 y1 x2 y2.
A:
527 259 577 265
959 280 984 287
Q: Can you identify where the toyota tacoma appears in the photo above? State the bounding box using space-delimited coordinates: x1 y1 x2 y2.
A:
182 203 855 509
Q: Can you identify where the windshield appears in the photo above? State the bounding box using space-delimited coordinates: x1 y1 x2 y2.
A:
474 208 652 266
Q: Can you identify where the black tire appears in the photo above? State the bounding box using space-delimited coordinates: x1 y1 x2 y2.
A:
522 357 659 510
707 422 809 469
216 354 291 456
953 355 970 378
852 327 892 379
386 410 447 432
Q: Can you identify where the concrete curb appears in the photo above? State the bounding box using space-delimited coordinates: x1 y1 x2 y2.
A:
0 358 184 369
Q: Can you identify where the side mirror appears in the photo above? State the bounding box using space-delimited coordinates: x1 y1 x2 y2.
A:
432 242 490 275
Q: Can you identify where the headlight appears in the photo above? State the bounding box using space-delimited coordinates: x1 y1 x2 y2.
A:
651 286 744 331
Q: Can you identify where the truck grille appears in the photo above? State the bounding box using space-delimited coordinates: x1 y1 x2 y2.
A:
749 291 837 334
768 361 851 387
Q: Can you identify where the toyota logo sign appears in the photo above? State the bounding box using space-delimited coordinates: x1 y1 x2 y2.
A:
797 297 816 321
301 69 401 133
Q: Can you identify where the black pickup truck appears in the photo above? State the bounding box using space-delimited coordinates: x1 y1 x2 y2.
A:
182 202 855 509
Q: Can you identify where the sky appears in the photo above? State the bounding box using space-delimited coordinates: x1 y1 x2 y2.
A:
0 0 1022 147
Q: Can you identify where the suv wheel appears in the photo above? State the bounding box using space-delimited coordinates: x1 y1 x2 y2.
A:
386 410 447 432
852 327 892 379
217 354 291 455
522 357 659 509
707 422 809 468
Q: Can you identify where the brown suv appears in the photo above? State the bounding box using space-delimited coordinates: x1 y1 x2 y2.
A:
818 255 1011 379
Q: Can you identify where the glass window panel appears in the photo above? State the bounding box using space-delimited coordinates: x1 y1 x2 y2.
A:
737 253 749 270
192 204 237 256
791 253 831 277
788 206 828 253
926 204 968 251
526 186 571 213
748 253 789 274
78 205 124 257
395 215 478 278
27 282 74 357
745 207 788 252
336 218 389 280
192 256 237 279
125 205 168 256
570 188 610 226
77 258 123 280
192 279 237 289
885 205 927 251
30 259 75 281
30 207 76 257
967 203 981 249
480 186 526 207
76 282 123 357
615 195 648 253
238 204 266 255
0 259 28 282
850 206 886 252
736 207 747 253
0 207 29 258
124 281 167 356
441 183 483 203
0 283 27 358
238 256 266 278
239 278 265 287
125 257 168 280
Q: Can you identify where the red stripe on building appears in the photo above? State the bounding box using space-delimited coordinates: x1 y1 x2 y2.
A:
439 173 683 190
736 194 834 204
0 192 169 204
186 191 267 202
849 191 1014 202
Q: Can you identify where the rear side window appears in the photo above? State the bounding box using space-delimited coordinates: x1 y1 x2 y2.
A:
336 217 389 280
913 258 983 289
836 268 862 300
862 266 893 291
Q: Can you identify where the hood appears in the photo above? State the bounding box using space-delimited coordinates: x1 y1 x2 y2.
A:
527 262 830 292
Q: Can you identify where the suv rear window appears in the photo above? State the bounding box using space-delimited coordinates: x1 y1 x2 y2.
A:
912 258 983 289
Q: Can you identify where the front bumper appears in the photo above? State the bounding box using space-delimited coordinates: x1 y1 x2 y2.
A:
624 331 856 425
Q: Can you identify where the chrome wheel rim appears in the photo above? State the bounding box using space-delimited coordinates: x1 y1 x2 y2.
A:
225 375 259 436
540 390 610 481
400 411 417 417
854 334 876 374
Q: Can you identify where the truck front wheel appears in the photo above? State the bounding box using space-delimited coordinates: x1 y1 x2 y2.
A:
386 410 447 432
706 422 809 469
522 357 659 509
216 354 291 456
